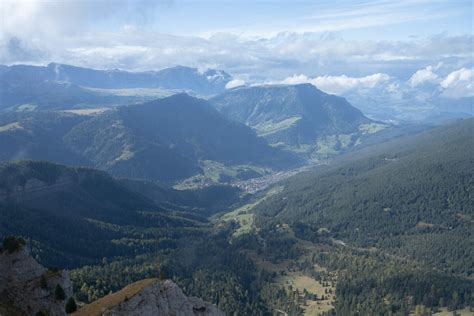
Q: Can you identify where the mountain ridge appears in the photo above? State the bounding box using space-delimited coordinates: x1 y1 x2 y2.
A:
0 160 225 267
210 83 377 158
64 93 299 182
0 94 300 183
0 63 233 110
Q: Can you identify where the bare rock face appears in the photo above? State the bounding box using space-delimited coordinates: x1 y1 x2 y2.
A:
0 246 73 316
73 279 224 316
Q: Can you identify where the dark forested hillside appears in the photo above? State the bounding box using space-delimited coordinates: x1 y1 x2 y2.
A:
0 111 90 164
0 94 299 183
255 118 474 271
0 160 230 268
64 93 299 182
120 178 243 216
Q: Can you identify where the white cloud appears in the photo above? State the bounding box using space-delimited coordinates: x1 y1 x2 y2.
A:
276 73 391 95
440 68 474 98
441 68 473 88
278 74 312 85
0 17 472 79
409 65 439 87
225 79 246 89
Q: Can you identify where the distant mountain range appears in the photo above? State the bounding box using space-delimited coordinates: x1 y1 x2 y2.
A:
0 63 232 110
0 63 389 181
210 84 381 158
0 94 299 183
342 86 474 123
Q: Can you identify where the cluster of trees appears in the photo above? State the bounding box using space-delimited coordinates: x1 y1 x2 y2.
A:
313 249 473 315
1 236 25 253
71 223 274 315
260 284 302 315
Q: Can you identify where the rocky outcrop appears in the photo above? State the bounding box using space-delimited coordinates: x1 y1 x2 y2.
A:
0 246 73 316
73 279 224 316
0 243 223 316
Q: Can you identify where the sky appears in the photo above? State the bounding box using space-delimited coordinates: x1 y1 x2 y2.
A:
0 0 473 106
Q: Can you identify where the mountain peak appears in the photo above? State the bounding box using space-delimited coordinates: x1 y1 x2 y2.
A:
210 83 372 157
163 92 202 102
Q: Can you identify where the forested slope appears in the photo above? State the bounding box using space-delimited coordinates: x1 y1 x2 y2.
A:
255 118 473 274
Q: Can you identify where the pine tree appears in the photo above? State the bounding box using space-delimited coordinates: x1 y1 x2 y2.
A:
65 297 77 313
39 275 47 289
55 284 66 301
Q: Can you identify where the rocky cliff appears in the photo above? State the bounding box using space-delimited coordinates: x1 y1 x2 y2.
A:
73 278 224 316
0 241 224 316
0 245 73 316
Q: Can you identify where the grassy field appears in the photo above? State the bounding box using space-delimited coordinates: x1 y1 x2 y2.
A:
359 122 387 134
220 198 263 237
16 103 37 111
255 116 302 137
315 133 354 156
267 225 337 315
0 122 22 132
175 160 268 189
84 87 175 98
63 108 110 116
242 222 337 315
275 270 336 316
73 278 157 316
219 186 284 237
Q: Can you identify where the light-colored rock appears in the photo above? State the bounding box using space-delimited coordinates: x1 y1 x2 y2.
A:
74 279 224 316
0 246 46 293
0 246 73 316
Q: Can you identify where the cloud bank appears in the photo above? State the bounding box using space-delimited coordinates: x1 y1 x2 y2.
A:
275 73 391 95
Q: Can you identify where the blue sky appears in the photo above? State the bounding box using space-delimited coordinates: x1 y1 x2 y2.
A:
47 0 473 41
3 0 472 39
125 0 472 39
